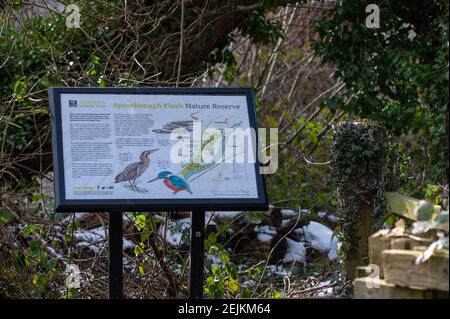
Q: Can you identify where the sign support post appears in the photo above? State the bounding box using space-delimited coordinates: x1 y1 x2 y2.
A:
189 210 205 299
109 213 123 299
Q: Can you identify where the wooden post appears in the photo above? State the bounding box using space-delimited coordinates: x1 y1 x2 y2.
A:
344 209 374 280
331 120 388 280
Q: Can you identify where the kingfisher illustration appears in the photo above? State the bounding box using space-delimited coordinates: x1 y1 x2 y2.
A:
114 149 158 191
147 170 192 195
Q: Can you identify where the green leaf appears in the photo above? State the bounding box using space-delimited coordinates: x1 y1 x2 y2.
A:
91 55 101 64
135 214 146 231
270 290 282 298
134 242 144 256
21 224 41 238
225 278 239 294
0 209 13 223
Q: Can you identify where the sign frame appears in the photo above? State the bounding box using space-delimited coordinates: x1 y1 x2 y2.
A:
49 87 268 212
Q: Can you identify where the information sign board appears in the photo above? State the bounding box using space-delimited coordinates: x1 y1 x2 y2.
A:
49 87 268 212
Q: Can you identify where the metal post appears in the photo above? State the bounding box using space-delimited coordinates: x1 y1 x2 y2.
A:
109 213 123 299
189 210 205 299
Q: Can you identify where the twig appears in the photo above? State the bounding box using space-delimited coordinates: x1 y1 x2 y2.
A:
176 0 185 87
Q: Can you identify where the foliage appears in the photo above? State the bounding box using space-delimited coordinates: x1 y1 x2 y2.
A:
0 0 297 182
205 4 343 211
0 221 61 298
204 234 240 299
315 0 449 185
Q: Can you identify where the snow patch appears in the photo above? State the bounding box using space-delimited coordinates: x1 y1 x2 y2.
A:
283 238 306 264
280 209 297 219
62 212 87 224
327 214 338 223
303 221 338 260
159 218 191 247
316 280 334 297
254 225 277 235
205 211 217 225
74 226 135 253
74 226 104 242
266 264 291 277
123 238 135 250
206 253 222 269
257 233 273 243
317 211 327 218
211 211 243 219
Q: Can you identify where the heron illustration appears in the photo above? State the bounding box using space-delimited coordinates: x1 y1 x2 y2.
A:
115 149 158 192
147 170 192 195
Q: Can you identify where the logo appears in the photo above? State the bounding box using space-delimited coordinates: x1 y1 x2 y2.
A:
65 4 81 29
69 100 78 107
365 264 380 288
365 4 380 29
64 264 81 289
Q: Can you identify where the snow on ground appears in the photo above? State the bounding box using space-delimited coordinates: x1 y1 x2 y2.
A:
158 217 191 247
254 225 277 235
74 226 104 244
241 279 256 287
315 280 334 297
256 233 273 243
327 214 338 223
302 221 338 260
318 211 338 224
283 238 306 264
123 238 135 250
317 211 327 218
280 209 298 219
61 212 87 224
266 264 292 277
210 211 243 219
205 252 222 269
204 211 217 225
74 226 135 254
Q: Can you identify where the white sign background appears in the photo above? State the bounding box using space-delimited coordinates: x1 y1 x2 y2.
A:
59 93 259 200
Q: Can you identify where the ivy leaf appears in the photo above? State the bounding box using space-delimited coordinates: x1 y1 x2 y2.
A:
225 278 239 294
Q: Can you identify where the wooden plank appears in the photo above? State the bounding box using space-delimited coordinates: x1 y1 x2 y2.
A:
369 233 391 278
390 238 414 250
386 192 441 219
368 231 430 278
382 249 449 292
354 277 427 299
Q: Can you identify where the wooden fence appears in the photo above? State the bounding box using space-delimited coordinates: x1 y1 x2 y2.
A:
354 192 449 299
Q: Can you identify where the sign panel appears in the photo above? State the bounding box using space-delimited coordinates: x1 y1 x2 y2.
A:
50 87 268 212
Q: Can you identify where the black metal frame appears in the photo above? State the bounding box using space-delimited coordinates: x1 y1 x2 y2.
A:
49 87 268 212
108 213 123 299
189 210 205 299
